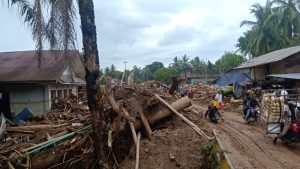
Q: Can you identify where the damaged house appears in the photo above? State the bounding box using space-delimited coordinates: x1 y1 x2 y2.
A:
234 45 300 89
0 50 85 118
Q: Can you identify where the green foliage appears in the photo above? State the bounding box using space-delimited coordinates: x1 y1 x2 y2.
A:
144 61 164 80
215 52 246 71
237 0 300 58
154 67 180 84
201 141 220 169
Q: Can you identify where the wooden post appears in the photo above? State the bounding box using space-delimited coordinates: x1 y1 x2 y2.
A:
155 94 212 140
135 132 141 169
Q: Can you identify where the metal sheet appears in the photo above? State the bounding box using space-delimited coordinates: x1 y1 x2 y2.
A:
235 45 300 69
267 73 300 80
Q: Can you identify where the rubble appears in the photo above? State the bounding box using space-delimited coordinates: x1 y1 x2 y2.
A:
0 83 197 169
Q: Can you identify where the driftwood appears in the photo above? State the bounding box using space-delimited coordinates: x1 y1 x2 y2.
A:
6 124 69 132
155 94 212 140
134 97 191 129
135 132 141 169
169 77 184 95
103 88 136 122
122 108 138 146
138 110 152 140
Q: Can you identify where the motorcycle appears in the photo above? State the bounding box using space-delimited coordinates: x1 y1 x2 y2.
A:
243 107 260 124
273 121 300 144
206 107 220 124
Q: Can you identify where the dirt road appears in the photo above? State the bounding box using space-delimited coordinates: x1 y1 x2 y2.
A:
205 110 300 169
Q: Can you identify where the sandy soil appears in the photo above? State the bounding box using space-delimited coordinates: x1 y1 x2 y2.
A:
119 106 208 169
203 108 300 169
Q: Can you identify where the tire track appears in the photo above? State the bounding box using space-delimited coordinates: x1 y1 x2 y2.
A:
221 122 288 168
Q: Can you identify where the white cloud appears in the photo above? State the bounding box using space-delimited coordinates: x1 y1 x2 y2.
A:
0 0 266 70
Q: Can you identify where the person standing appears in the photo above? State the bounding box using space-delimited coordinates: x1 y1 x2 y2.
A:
216 90 223 110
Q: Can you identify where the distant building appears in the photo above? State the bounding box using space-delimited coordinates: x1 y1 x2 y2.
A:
180 71 219 84
234 46 300 88
0 50 85 117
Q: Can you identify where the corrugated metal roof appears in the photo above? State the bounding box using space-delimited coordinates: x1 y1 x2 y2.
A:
0 50 84 82
235 45 300 69
267 73 300 80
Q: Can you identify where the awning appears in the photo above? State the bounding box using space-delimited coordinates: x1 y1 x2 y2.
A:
267 73 300 80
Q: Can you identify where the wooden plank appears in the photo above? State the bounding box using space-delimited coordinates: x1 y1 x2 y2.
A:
213 129 234 169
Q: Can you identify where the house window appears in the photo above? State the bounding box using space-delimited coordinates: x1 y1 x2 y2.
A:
50 90 56 99
64 89 68 98
69 89 73 96
57 90 63 98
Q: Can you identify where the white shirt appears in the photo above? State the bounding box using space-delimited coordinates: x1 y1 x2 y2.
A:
216 93 222 103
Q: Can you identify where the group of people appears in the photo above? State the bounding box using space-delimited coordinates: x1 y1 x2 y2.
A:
205 90 224 120
179 84 193 99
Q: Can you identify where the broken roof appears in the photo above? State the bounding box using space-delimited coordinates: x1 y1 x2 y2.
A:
0 50 85 83
235 45 300 69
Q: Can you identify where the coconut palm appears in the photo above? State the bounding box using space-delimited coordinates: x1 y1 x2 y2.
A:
271 0 300 41
240 0 277 56
190 57 206 74
7 0 105 166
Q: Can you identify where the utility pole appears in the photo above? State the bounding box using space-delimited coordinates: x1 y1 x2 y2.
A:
121 61 128 85
205 57 208 84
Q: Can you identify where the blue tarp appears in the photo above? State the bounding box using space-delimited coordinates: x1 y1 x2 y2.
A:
213 70 251 87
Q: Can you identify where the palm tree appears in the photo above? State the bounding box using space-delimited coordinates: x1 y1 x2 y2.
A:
180 54 191 79
271 0 300 41
190 57 206 74
7 0 105 165
240 0 277 56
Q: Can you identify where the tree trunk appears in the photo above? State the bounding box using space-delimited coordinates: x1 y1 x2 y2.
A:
78 0 104 165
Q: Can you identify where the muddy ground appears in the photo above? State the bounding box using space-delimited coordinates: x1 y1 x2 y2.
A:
120 102 300 169
201 106 300 169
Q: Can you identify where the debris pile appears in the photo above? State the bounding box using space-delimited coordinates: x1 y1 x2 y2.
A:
0 83 204 169
191 84 242 112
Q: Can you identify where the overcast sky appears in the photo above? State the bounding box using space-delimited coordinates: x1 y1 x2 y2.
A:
0 0 265 70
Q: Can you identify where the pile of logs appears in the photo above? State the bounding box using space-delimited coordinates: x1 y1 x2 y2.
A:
0 83 202 169
191 84 242 111
191 84 218 105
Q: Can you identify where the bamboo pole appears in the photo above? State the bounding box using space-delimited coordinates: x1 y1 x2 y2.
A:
154 94 212 140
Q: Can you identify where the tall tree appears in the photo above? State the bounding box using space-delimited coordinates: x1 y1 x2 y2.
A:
272 0 300 40
8 0 105 165
215 52 246 71
180 54 191 78
190 56 206 73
